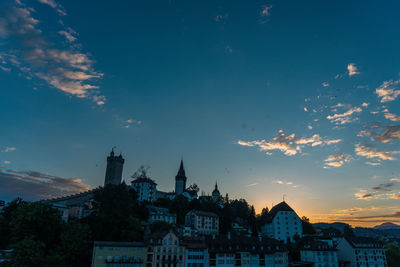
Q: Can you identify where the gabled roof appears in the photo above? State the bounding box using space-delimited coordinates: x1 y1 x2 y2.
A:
344 236 384 249
264 201 297 223
145 230 180 245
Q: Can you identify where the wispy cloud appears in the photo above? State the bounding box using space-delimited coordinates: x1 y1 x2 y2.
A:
37 0 66 16
215 13 229 23
374 125 400 143
0 168 90 200
355 180 400 200
365 162 381 166
3 147 16 152
327 106 362 124
259 5 272 24
225 45 233 54
324 154 351 168
123 118 142 128
58 28 77 43
376 80 400 103
0 1 104 105
237 130 342 156
355 144 395 161
347 63 360 76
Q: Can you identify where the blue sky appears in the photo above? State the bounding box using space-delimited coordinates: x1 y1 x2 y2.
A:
1 0 400 226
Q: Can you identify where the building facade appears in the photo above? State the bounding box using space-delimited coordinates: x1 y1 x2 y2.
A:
91 241 147 267
260 201 302 243
147 206 177 225
185 210 219 235
145 230 185 267
300 239 338 267
337 237 387 267
131 177 157 202
183 237 208 267
206 233 288 267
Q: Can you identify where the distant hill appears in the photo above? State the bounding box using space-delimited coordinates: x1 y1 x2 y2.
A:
313 222 400 238
373 222 400 230
313 222 350 232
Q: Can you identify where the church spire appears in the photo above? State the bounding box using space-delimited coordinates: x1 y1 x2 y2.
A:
177 159 186 178
215 181 218 190
175 159 187 195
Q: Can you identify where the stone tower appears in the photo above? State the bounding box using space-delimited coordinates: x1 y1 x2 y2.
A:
175 159 187 195
104 149 124 186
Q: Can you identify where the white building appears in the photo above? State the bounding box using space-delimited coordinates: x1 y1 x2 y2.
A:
147 205 177 225
260 201 302 243
337 236 387 267
300 239 338 267
131 177 157 202
146 230 185 267
185 210 219 235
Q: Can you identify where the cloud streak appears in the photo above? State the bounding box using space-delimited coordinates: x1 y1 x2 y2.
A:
327 106 362 124
347 63 359 76
0 168 90 200
237 130 342 156
355 144 395 161
324 154 351 168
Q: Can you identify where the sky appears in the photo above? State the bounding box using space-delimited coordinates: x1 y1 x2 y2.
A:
1 0 400 227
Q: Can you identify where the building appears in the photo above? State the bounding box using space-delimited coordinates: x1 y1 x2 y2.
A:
211 182 221 203
205 233 289 267
91 241 147 267
131 177 157 202
175 160 187 195
185 210 219 236
104 149 125 186
0 200 5 211
337 236 387 267
260 201 303 243
147 205 177 225
145 230 185 267
183 237 208 267
300 239 338 267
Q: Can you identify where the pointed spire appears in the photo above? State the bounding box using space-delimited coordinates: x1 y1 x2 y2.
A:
177 159 186 177
215 181 218 190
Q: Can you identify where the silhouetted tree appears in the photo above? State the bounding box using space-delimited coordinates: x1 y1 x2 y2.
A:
386 243 400 267
187 184 200 194
301 216 316 235
131 165 150 180
343 225 355 237
88 183 148 241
